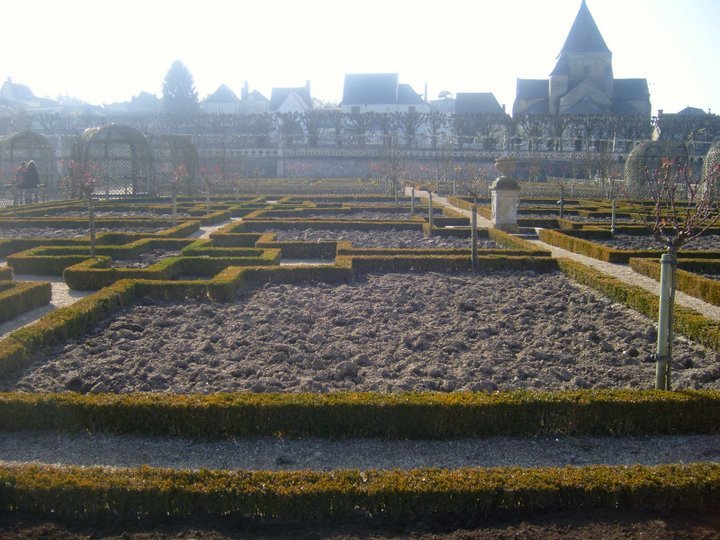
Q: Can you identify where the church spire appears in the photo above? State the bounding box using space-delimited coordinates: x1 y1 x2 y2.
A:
559 0 610 55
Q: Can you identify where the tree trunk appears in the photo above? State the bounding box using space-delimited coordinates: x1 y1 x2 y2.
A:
88 196 96 258
471 201 478 273
428 192 434 236
655 249 677 390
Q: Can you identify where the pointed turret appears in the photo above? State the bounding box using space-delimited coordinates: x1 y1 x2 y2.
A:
559 0 610 55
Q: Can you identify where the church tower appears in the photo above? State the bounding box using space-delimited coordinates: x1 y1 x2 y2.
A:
549 0 614 114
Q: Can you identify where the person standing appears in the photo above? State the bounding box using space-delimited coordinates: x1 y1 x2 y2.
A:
23 160 40 203
13 161 27 205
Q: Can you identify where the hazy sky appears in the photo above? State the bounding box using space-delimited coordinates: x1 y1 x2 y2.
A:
2 0 717 115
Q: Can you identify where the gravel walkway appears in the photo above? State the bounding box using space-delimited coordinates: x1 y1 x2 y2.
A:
1 432 718 471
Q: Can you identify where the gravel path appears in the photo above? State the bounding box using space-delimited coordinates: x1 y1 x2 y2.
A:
1 432 718 471
6 272 718 394
268 228 485 248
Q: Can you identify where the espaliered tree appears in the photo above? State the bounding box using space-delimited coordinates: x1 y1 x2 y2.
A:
64 160 99 257
633 152 720 390
169 164 188 226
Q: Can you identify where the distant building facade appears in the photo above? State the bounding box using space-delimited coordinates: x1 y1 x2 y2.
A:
513 0 651 118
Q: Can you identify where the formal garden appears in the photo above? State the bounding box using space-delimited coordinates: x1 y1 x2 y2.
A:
0 174 718 535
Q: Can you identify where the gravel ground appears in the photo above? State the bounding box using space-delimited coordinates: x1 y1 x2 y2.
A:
268 228 487 248
594 234 720 251
6 271 719 394
110 250 182 268
1 432 718 471
0 225 172 238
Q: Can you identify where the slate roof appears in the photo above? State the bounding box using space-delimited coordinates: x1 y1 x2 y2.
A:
676 106 708 115
270 86 312 111
564 96 607 114
206 84 241 104
397 84 425 105
560 0 610 54
613 79 649 101
516 79 549 101
520 100 550 115
454 93 505 115
341 73 399 105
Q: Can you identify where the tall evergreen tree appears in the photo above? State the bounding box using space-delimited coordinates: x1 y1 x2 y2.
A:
162 60 199 115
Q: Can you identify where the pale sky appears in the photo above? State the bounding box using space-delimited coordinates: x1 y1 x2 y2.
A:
1 0 718 115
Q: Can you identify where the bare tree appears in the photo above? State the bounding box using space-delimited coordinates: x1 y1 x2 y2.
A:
394 110 424 147
458 166 489 272
63 160 99 257
630 150 720 389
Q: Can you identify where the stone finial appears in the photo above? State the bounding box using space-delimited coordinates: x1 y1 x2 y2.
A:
494 157 516 177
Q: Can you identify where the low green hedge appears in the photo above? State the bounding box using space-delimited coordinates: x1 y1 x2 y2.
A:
557 258 720 351
0 281 51 323
256 233 337 259
0 267 12 280
0 390 718 438
64 251 281 291
0 280 137 378
6 238 198 275
1 462 718 522
630 257 720 307
540 229 720 264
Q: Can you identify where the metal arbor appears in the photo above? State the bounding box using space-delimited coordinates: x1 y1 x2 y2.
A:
148 134 199 195
71 124 154 196
624 141 689 197
0 131 55 187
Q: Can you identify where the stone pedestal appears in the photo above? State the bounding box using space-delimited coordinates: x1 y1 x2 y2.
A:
490 176 520 232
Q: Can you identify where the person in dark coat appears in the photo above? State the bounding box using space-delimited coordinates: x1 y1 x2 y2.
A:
22 160 40 203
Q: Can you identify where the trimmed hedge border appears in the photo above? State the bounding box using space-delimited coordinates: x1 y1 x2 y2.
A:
1 462 718 522
630 257 720 307
0 390 719 438
0 267 12 280
0 281 51 323
540 229 720 264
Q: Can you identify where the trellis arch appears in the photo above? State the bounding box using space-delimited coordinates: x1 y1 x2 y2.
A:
624 141 689 191
0 131 55 187
71 124 154 196
148 134 199 195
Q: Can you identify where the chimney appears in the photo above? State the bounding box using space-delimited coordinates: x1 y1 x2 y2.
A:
424 82 428 103
658 109 663 116
242 80 249 101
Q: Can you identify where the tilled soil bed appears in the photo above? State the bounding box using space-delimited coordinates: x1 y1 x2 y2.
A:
268 228 486 249
6 271 719 394
300 211 422 220
0 225 172 238
110 250 182 268
594 233 720 251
